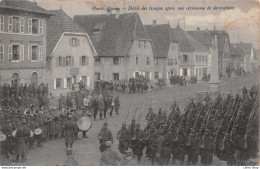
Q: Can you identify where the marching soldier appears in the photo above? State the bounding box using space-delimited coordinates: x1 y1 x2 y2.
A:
131 123 144 164
98 122 113 153
161 124 172 165
200 129 213 166
186 130 199 165
117 123 131 154
100 141 122 166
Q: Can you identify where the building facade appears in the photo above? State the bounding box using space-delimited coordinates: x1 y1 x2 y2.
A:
188 28 231 77
46 10 96 96
0 0 51 86
145 23 179 84
172 25 209 79
74 11 155 83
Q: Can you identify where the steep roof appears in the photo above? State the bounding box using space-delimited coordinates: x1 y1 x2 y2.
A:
187 30 231 53
47 9 85 56
74 12 150 57
144 24 172 58
232 42 253 55
0 0 51 16
171 25 208 52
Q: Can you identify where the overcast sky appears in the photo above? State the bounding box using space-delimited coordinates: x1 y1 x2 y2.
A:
34 0 259 48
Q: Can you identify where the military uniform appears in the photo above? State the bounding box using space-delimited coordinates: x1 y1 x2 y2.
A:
131 124 144 163
117 123 131 154
64 116 76 149
98 123 113 153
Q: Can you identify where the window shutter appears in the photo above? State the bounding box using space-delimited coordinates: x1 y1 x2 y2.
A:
133 72 135 78
166 72 169 79
87 76 90 87
71 56 74 66
149 72 152 80
27 46 30 60
86 56 89 65
64 78 67 88
39 46 42 60
119 58 121 65
53 79 56 89
55 57 59 67
143 72 145 76
28 19 32 34
79 76 82 82
69 38 72 46
39 20 43 34
20 45 24 61
72 78 74 84
20 18 24 33
8 16 12 32
180 68 183 76
187 69 191 77
8 45 12 61
76 39 80 46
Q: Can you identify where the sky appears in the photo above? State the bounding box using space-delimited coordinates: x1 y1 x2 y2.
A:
34 0 260 48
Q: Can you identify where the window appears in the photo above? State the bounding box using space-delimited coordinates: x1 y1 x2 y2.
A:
12 17 19 33
67 78 72 88
138 41 141 48
58 56 62 66
183 68 188 76
113 73 119 80
12 73 20 86
28 19 32 34
199 55 201 62
144 41 147 48
203 68 207 76
155 72 159 79
81 56 86 65
113 57 119 65
145 71 150 79
146 57 150 65
199 68 201 77
0 45 4 61
183 55 188 62
12 45 20 61
32 19 39 34
0 16 4 32
39 20 43 34
66 56 71 66
95 57 102 65
205 55 208 63
8 16 12 32
95 73 101 81
32 46 38 60
71 38 80 47
136 57 139 65
196 55 198 62
20 18 24 33
56 78 62 89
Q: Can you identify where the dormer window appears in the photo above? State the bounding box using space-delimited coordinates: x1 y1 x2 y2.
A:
93 29 101 34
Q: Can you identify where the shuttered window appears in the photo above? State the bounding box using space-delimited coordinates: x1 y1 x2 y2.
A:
0 45 4 61
20 45 24 61
87 76 90 87
28 19 32 34
20 18 25 33
39 20 43 34
0 16 4 32
8 16 12 32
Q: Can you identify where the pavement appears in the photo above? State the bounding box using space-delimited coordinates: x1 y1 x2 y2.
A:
1 74 258 166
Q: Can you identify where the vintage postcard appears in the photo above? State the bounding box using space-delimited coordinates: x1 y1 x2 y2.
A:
0 0 259 166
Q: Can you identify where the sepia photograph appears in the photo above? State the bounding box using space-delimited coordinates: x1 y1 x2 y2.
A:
0 0 259 166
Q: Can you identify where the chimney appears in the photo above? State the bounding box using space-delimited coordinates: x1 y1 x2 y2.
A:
115 8 120 19
152 20 156 27
197 27 200 31
107 8 112 16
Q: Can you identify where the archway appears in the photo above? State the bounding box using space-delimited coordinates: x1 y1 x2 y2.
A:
31 72 38 87
12 73 20 86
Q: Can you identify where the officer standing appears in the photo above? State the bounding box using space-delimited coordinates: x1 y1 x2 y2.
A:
63 114 76 149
